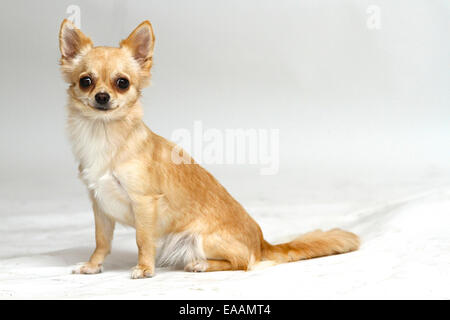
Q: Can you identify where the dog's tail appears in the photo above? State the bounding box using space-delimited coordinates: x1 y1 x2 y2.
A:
260 228 360 264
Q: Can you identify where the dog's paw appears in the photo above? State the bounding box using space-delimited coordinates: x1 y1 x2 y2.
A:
184 260 208 272
130 265 155 279
72 262 103 275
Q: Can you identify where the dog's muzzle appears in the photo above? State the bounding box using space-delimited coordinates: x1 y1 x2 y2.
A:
94 92 110 110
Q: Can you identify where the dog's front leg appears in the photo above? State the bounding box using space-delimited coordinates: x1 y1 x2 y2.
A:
73 199 115 274
130 194 158 279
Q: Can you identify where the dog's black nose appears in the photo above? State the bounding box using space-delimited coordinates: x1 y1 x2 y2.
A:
95 92 110 105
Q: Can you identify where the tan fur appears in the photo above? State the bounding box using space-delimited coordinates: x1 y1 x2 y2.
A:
60 19 360 279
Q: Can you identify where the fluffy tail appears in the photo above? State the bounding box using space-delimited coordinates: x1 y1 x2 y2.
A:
261 228 360 264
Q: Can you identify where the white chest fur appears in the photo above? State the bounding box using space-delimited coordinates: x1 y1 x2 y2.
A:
68 116 135 227
82 169 134 226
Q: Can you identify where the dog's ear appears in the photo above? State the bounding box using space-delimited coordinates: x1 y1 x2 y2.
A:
59 19 93 62
120 21 155 72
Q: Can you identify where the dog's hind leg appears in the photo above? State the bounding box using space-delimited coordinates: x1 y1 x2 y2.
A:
184 259 235 272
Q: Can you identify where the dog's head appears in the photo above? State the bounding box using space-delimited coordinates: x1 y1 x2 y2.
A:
59 20 154 120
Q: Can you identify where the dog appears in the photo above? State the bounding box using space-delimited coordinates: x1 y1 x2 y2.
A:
59 19 360 279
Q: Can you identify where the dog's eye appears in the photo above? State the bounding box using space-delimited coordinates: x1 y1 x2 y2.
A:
79 77 92 88
116 78 129 90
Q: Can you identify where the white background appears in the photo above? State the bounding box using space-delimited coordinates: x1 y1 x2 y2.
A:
0 0 449 299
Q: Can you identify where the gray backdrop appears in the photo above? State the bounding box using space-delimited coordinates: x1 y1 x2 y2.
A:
0 0 449 209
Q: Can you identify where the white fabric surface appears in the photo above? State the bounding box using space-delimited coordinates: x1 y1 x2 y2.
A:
0 186 449 299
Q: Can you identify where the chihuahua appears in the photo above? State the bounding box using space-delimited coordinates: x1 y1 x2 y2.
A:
59 19 359 279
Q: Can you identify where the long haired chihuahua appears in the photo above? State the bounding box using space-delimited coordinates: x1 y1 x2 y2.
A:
59 19 359 279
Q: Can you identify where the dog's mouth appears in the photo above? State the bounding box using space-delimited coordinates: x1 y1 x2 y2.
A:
90 100 121 112
93 103 111 111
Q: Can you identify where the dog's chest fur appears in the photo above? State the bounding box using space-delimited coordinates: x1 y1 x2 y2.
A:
68 116 135 226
